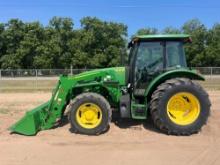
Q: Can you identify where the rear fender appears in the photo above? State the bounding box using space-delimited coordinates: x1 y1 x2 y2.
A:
144 69 205 98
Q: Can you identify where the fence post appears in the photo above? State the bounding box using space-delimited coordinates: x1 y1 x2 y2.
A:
70 65 73 76
0 69 1 90
35 69 38 90
210 67 213 79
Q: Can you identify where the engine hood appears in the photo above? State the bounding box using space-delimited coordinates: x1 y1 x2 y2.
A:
68 67 126 86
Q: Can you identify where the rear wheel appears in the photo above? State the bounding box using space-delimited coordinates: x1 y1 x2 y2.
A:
150 78 211 135
69 93 111 135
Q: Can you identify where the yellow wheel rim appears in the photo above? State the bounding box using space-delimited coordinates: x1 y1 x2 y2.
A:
167 92 200 126
76 103 102 129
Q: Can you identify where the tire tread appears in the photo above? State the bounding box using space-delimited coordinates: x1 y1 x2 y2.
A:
149 78 211 135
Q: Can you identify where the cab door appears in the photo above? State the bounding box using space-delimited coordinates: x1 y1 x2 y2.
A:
132 41 164 96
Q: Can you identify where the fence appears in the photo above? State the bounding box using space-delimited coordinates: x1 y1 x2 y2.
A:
0 69 91 92
0 69 91 78
0 67 220 91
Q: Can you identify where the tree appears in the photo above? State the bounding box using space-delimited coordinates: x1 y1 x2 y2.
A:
205 24 220 66
0 19 25 69
182 19 208 66
0 23 5 68
162 27 181 34
34 17 75 69
135 28 158 35
17 22 45 69
0 17 220 69
73 17 127 68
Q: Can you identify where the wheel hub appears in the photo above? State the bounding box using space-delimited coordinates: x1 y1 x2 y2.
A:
85 110 95 121
167 92 200 125
76 103 102 129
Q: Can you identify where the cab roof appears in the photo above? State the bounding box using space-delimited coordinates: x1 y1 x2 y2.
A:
132 34 190 42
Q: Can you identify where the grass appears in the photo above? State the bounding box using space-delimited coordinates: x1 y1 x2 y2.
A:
0 77 220 92
195 76 220 90
0 79 57 92
0 108 9 114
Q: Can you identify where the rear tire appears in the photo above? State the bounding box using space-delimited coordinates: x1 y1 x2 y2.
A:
69 93 111 135
149 78 211 135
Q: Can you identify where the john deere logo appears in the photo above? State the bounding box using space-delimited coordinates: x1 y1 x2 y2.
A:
115 67 124 72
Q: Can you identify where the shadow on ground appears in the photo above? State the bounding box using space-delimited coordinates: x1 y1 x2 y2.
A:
112 111 162 134
52 111 162 135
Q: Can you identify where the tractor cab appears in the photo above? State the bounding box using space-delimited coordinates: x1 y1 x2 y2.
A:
127 34 191 96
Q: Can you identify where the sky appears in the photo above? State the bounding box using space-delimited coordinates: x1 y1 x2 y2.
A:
0 0 220 36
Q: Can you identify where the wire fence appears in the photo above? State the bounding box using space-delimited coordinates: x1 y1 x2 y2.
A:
0 69 92 92
0 67 220 91
0 69 92 78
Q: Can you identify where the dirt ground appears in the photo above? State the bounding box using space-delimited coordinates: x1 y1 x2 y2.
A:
0 91 220 165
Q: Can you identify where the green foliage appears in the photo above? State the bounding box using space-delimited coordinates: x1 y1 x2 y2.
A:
0 19 25 69
0 17 127 69
0 17 219 69
182 19 208 66
79 17 127 68
135 28 158 35
162 27 181 34
205 24 220 66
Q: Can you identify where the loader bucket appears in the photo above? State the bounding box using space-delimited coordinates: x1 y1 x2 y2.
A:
9 101 50 136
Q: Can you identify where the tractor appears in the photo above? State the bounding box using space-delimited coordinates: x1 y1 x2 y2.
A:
10 34 211 136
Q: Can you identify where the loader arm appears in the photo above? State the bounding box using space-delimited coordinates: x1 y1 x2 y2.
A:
9 76 101 135
9 76 75 135
9 67 126 135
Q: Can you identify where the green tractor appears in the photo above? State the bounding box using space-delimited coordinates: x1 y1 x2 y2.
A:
10 34 211 136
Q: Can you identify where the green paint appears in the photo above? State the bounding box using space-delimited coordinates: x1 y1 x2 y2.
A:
133 34 190 40
9 102 50 135
144 69 204 97
9 67 204 135
9 67 126 135
131 103 147 119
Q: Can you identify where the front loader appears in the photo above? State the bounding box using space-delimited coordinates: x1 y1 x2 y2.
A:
10 34 211 136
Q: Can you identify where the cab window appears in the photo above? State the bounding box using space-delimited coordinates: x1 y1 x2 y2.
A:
166 42 187 68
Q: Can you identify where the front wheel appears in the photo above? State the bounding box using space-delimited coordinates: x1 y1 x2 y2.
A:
150 78 211 135
69 93 111 135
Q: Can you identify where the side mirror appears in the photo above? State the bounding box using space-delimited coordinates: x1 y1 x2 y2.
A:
184 37 192 43
128 41 134 48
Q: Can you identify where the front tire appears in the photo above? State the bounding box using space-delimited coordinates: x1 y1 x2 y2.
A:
69 93 111 135
150 78 211 135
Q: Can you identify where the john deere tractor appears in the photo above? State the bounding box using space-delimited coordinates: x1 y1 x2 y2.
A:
10 34 211 136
